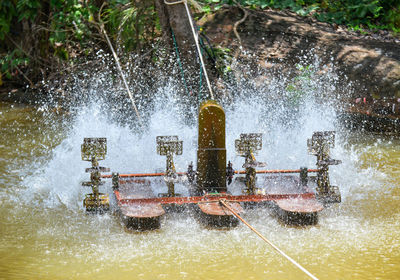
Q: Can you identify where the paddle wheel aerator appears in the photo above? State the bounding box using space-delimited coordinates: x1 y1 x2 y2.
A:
80 100 342 230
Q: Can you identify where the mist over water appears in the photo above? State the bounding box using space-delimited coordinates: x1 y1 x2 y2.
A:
1 57 399 279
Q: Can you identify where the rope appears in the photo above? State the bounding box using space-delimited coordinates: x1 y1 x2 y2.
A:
97 4 141 120
219 199 320 280
164 0 215 100
198 37 203 102
171 30 191 96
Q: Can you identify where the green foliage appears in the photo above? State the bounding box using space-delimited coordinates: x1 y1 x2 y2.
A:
102 0 158 51
313 0 382 27
0 49 29 79
0 0 160 85
0 1 16 40
1 0 398 87
16 0 41 21
286 64 314 106
49 0 97 45
199 0 400 33
0 0 42 40
213 46 233 77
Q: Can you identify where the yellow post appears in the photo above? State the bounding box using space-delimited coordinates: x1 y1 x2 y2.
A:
197 100 226 193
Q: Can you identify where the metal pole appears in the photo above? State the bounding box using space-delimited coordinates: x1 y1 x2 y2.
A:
101 169 319 178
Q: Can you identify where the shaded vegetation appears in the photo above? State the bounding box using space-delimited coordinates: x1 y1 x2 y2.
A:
0 0 159 89
200 0 400 32
0 0 398 92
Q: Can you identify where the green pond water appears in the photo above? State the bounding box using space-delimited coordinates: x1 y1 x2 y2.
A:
0 101 399 280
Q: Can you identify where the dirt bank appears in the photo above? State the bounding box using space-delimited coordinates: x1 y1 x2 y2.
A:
202 7 400 99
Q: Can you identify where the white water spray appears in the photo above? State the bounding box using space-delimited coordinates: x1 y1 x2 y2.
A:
2 57 399 280
20 59 363 210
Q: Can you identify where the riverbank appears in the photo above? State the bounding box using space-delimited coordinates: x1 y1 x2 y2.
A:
202 7 400 100
1 7 399 110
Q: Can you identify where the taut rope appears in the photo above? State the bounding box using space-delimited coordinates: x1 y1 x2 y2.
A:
219 199 320 280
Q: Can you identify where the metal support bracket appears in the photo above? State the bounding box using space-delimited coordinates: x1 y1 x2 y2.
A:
81 137 110 212
307 131 341 203
235 133 266 195
300 167 308 186
112 172 119 191
157 136 183 197
226 161 234 185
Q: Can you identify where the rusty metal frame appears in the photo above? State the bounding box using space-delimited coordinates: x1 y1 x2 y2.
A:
114 191 315 205
101 169 319 179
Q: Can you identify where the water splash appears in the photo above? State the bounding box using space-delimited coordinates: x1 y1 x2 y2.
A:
20 58 357 209
2 56 399 280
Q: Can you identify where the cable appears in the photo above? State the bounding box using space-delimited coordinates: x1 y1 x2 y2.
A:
171 29 191 96
164 0 215 99
97 4 141 120
219 199 320 280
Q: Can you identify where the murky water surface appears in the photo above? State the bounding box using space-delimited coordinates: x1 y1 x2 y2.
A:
0 97 399 280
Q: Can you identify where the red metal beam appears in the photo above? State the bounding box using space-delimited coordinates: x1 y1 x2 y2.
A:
101 172 187 178
114 191 315 205
234 169 319 174
102 169 319 178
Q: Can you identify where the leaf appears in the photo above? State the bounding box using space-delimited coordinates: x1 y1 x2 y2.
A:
202 5 211 13
296 8 308 16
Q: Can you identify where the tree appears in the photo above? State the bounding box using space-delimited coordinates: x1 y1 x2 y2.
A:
155 0 203 95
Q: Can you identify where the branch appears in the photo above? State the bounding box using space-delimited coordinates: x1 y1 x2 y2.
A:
15 65 34 88
188 0 203 12
97 3 141 121
231 0 248 47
